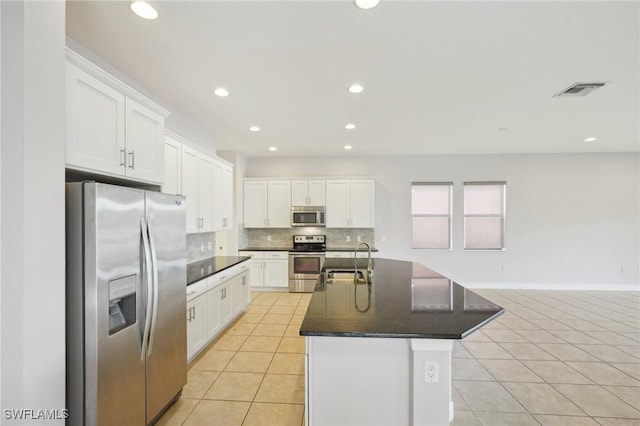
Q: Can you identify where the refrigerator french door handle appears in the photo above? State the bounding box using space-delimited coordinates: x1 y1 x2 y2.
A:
140 217 154 361
146 218 160 355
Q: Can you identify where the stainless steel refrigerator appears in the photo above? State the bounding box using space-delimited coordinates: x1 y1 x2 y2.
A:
66 182 187 425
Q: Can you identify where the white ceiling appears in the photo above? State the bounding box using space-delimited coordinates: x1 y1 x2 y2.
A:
66 1 639 158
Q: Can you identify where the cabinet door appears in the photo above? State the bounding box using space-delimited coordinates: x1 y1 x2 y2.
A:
163 136 181 195
181 145 200 233
325 180 350 228
349 180 375 228
198 155 214 232
291 180 309 205
240 272 250 309
187 295 206 362
222 165 233 229
230 275 243 316
244 181 268 228
124 98 165 183
308 180 326 206
267 180 291 228
243 252 264 287
219 283 234 324
213 161 234 230
264 259 289 287
66 62 126 176
206 288 222 340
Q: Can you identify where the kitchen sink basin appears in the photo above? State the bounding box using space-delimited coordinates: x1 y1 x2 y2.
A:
325 269 368 284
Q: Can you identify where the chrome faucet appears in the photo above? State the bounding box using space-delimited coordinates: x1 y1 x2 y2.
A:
354 242 373 284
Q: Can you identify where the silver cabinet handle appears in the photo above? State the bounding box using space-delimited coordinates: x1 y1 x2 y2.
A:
120 149 126 167
220 290 224 300
187 290 196 296
128 151 135 169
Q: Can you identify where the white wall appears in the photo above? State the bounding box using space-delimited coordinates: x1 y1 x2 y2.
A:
245 153 639 289
1 1 66 423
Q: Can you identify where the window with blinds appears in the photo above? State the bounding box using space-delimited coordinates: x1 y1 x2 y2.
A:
411 182 452 250
463 182 506 250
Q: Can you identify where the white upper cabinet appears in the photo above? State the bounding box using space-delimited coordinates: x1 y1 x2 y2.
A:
165 131 230 234
66 62 126 176
213 159 234 231
124 98 165 182
163 134 182 195
243 180 291 228
325 179 375 228
267 181 292 227
65 49 169 184
180 143 213 233
291 179 325 206
243 181 268 228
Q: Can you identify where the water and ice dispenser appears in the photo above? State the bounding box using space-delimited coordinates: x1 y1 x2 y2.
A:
108 275 137 335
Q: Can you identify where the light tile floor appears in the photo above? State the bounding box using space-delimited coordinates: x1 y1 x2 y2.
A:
158 290 639 426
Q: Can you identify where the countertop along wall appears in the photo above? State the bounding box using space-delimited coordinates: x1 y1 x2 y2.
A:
245 152 640 290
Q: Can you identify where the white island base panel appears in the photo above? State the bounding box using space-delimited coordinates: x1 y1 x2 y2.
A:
306 336 454 426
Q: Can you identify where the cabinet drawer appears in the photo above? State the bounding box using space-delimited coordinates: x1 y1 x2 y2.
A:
264 251 289 260
186 279 207 301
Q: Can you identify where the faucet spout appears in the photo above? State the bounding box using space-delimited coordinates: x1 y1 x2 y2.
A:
354 242 373 284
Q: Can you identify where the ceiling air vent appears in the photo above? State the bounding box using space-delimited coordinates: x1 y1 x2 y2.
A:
554 82 607 97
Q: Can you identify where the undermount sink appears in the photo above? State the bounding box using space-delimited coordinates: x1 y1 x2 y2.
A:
325 269 368 284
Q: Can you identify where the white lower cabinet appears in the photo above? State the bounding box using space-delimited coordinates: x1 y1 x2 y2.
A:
186 261 250 362
242 251 289 288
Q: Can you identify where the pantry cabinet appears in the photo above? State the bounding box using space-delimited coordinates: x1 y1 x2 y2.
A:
65 49 169 184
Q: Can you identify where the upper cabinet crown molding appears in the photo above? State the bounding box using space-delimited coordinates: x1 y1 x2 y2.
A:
66 47 171 118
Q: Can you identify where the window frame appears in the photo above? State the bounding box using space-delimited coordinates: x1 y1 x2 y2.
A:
463 181 506 251
411 182 453 250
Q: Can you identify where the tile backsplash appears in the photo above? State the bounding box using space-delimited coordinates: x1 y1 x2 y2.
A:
187 232 216 263
240 228 375 249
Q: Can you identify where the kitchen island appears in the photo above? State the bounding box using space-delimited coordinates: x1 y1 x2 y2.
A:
300 258 503 426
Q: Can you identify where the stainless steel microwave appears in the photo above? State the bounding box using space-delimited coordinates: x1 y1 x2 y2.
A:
291 206 325 227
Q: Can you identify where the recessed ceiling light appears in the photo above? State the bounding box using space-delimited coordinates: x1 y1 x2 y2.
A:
584 137 597 142
345 123 356 130
344 145 353 150
249 126 260 132
214 88 229 97
354 0 380 10
348 84 364 94
268 146 277 151
130 2 158 20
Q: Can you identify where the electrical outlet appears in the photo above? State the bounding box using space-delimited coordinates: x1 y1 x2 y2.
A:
502 265 508 272
620 266 626 273
346 235 351 242
200 243 205 252
357 236 362 242
267 235 272 241
208 242 213 250
424 361 439 383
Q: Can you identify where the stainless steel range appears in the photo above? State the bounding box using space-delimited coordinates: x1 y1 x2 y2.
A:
289 235 326 293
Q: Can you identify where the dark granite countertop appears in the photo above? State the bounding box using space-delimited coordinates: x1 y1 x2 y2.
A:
187 256 251 285
299 258 503 339
326 247 379 252
238 246 379 252
238 246 293 252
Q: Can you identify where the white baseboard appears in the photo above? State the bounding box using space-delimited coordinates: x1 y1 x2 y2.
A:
462 282 640 291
